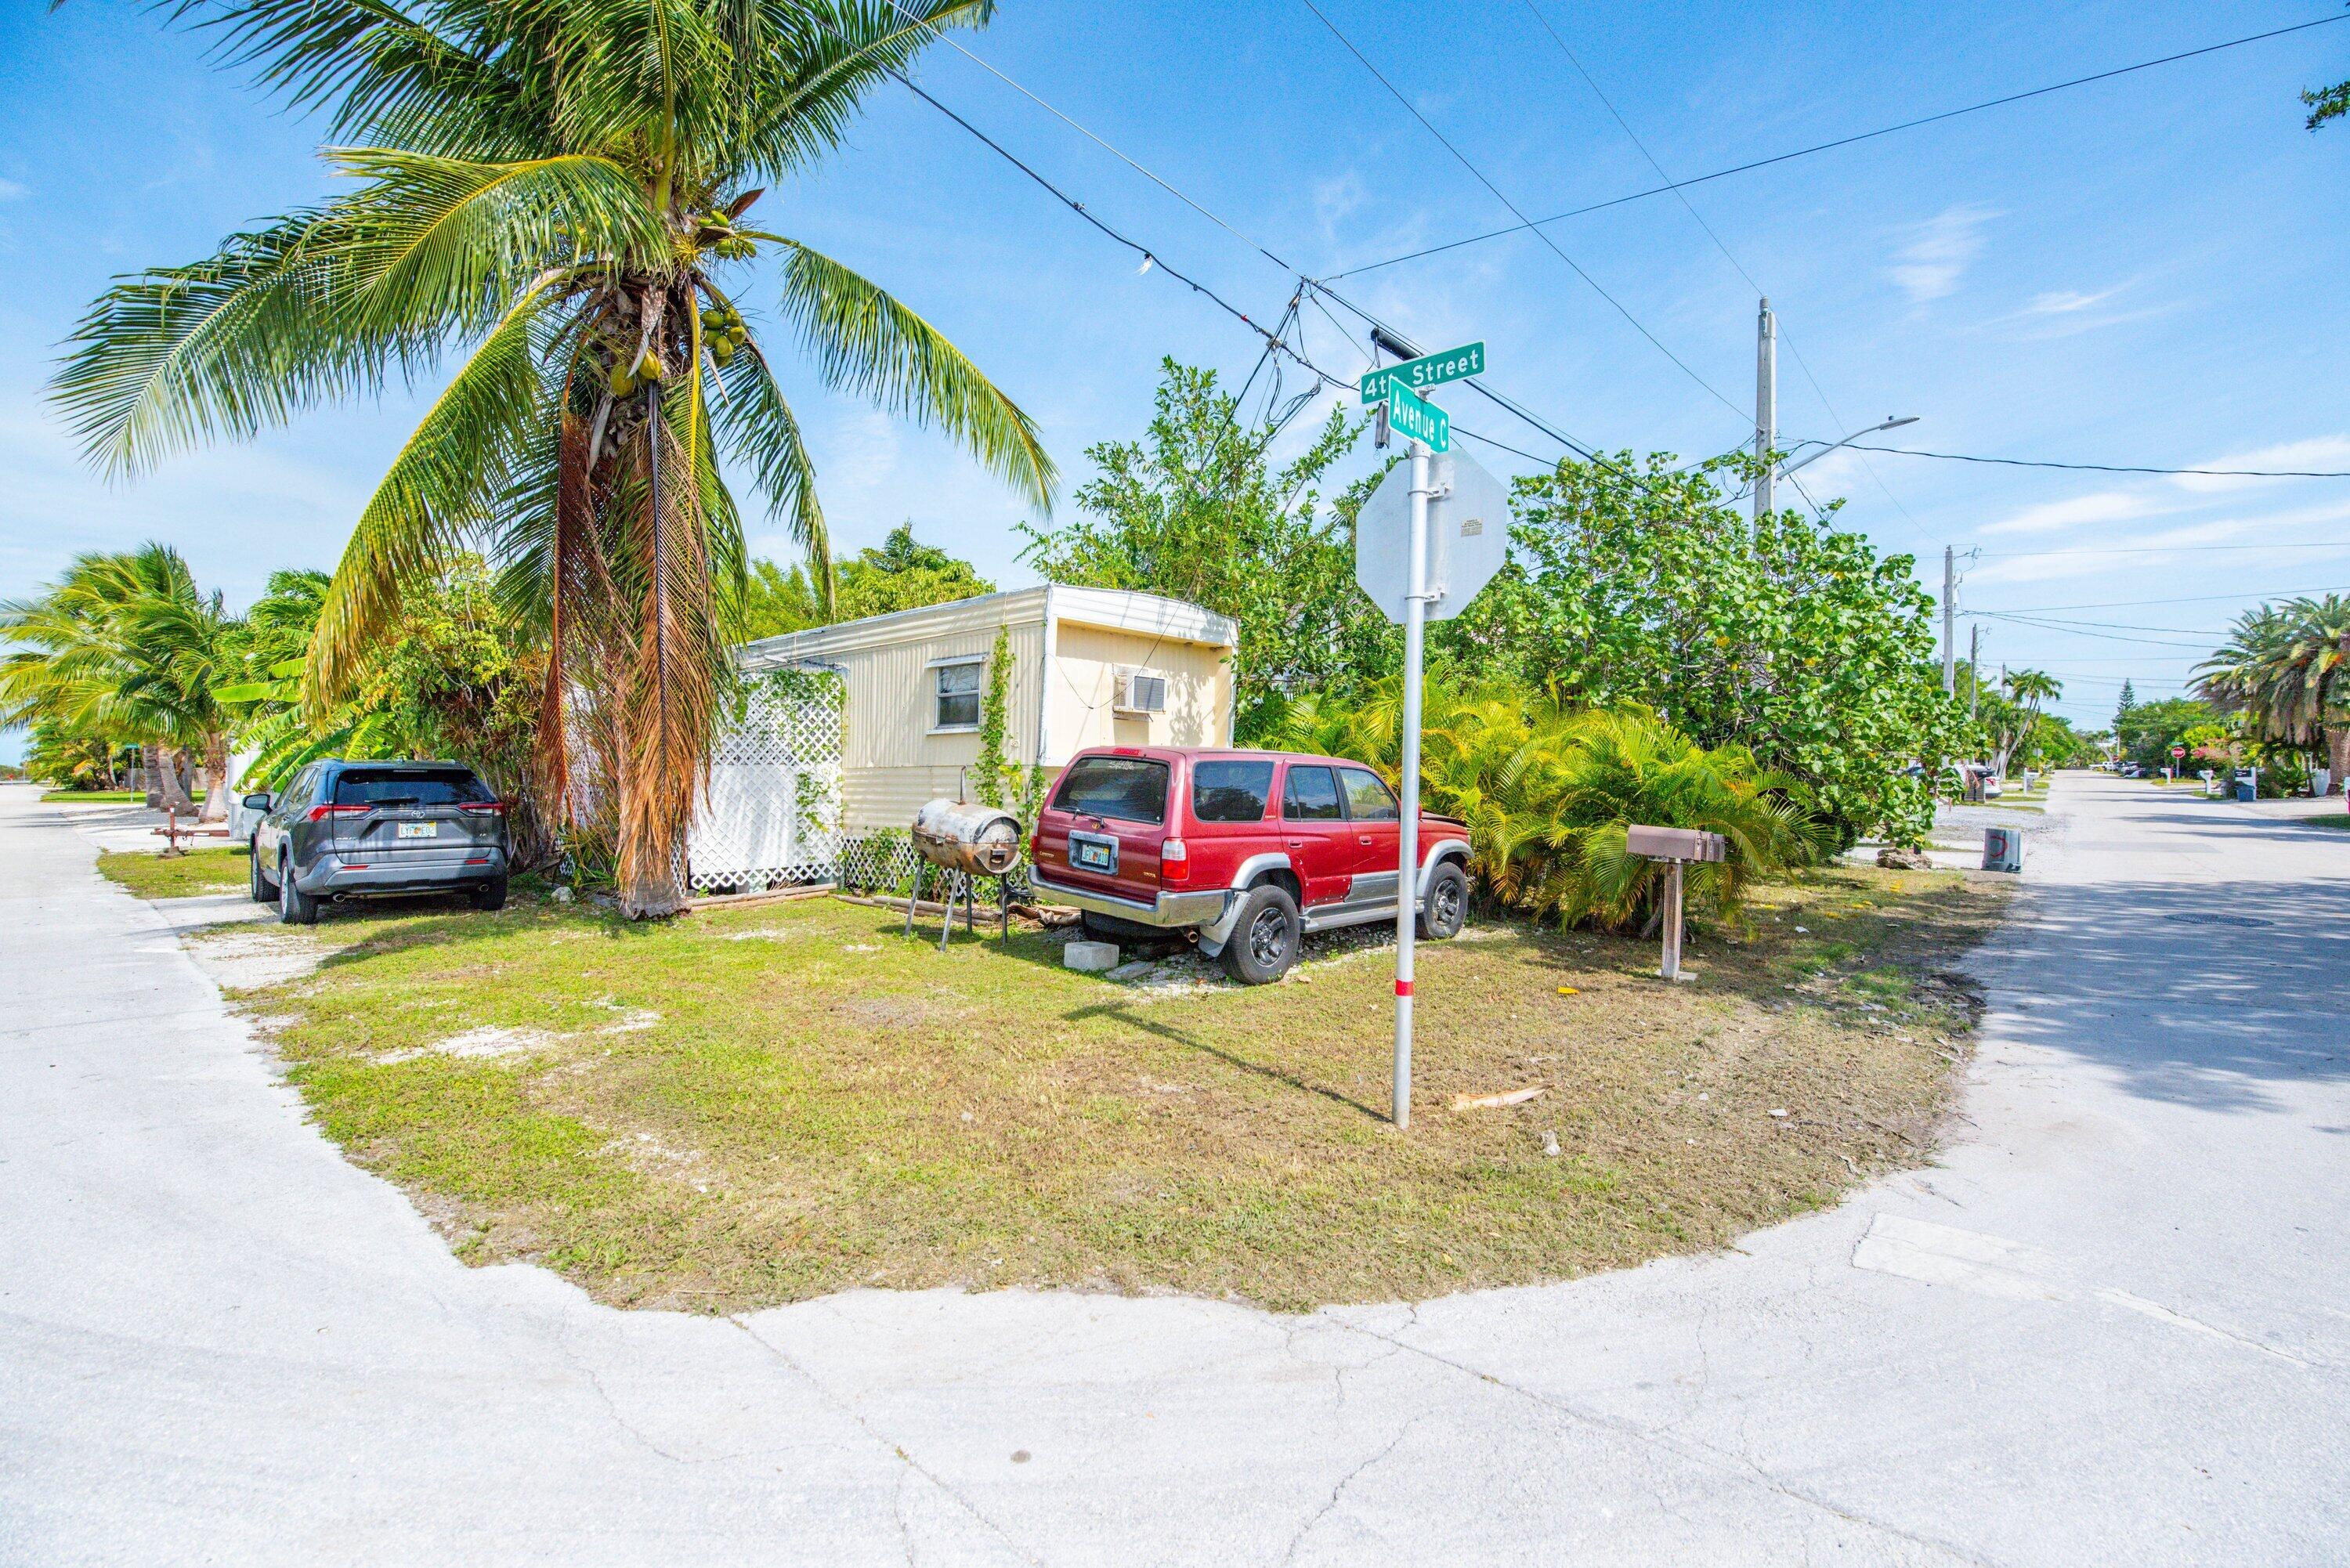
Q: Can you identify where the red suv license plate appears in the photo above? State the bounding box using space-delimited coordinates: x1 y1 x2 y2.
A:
1069 832 1118 874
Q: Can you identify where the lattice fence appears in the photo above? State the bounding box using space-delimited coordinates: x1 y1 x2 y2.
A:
687 668 845 894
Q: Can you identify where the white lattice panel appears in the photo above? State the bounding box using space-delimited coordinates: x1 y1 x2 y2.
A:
689 670 844 894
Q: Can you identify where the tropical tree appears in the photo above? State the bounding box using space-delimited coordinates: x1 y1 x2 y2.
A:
1453 451 1967 849
1 545 236 815
1274 679 1824 933
2196 595 2350 781
52 0 1055 915
1020 359 1381 737
1989 669 2059 775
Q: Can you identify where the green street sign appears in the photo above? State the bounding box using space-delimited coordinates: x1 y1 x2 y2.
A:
1359 341 1485 403
1385 381 1448 452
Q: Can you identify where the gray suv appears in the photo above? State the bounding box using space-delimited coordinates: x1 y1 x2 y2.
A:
247 761 510 924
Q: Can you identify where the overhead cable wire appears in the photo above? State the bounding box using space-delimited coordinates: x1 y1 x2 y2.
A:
887 1 1299 274
1984 587 2350 612
1292 0 1752 425
1978 540 2350 557
891 70 1564 471
1843 444 2350 478
1326 13 2350 280
1511 0 1935 551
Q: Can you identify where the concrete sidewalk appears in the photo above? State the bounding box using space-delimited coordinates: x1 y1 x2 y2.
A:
2 775 2345 1565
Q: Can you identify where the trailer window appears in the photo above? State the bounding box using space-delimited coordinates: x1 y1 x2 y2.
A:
1053 756 1169 825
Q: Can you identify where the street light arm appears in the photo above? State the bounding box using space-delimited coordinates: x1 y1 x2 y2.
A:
1781 415 1919 477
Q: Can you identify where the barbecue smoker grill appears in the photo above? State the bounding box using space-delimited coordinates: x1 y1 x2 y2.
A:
911 800 1021 875
905 798 1022 948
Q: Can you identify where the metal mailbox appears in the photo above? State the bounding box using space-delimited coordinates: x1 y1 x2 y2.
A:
1626 825 1727 864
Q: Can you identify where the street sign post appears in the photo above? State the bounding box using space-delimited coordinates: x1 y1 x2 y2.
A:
1358 341 1485 404
1353 388 1508 1129
1382 381 1448 453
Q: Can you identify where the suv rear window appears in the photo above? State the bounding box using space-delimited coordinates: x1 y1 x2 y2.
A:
1052 756 1169 825
1191 760 1274 823
333 768 493 807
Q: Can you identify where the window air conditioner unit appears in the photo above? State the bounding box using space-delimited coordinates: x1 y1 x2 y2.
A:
1114 668 1167 715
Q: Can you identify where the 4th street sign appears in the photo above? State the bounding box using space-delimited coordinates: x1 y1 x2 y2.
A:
1358 341 1484 403
1383 381 1448 452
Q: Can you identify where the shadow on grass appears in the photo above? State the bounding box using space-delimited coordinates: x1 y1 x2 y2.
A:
1063 999 1390 1123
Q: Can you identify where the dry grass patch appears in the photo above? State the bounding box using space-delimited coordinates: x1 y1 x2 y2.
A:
225 865 2005 1312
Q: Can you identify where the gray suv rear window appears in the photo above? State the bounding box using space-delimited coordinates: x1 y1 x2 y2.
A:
334 768 493 807
1053 757 1169 825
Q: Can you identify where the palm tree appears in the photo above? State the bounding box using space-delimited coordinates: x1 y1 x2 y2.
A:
1997 669 2060 775
1 545 233 815
52 0 1055 914
1274 681 1823 932
2197 596 2350 781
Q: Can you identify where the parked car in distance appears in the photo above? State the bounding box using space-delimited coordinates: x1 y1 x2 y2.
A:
246 760 510 925
1029 746 1473 984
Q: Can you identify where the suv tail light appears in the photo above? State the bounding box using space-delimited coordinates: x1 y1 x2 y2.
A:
306 804 368 823
1159 837 1190 883
460 800 507 815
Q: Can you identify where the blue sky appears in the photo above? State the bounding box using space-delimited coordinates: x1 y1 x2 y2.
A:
5 0 2349 751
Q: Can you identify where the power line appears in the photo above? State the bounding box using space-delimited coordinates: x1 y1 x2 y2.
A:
1976 612 2219 648
1292 0 1751 426
1847 444 2350 478
1979 540 2350 558
1509 0 1934 551
885 70 1553 467
1985 587 2350 612
1327 13 2350 280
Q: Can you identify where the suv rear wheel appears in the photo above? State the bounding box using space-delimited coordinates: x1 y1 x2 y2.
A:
471 876 508 912
1221 883 1301 985
1417 862 1469 941
278 854 320 926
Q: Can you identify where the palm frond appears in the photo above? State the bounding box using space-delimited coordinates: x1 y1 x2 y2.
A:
765 236 1055 511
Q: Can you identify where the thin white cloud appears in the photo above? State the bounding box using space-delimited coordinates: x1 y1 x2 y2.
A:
2023 287 2122 316
0 179 26 203
1889 204 1996 303
1981 490 2162 537
2171 434 2350 493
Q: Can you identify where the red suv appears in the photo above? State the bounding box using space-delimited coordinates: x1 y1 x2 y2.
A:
1029 746 1473 983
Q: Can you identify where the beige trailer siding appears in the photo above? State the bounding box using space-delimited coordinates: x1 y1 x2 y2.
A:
736 584 1235 836
1045 622 1232 758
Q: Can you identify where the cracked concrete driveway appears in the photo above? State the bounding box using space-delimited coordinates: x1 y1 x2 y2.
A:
2 775 2345 1565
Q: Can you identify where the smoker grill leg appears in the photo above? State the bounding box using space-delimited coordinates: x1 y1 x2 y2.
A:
938 873 956 952
905 862 923 937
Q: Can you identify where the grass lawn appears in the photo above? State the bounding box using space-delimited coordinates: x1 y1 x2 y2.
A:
43 789 146 804
98 845 251 898
207 865 2005 1313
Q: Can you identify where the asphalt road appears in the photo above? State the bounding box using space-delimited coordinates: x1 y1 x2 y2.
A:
2 775 2344 1565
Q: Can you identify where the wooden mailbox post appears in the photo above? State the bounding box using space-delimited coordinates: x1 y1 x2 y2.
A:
1626 825 1727 982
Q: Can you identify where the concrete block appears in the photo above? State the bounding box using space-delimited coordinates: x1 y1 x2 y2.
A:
1062 941 1119 973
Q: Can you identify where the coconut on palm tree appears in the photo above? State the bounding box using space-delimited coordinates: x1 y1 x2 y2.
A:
52 0 1055 914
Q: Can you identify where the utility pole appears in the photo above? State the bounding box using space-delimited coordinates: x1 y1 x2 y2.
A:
1754 298 1777 521
1941 545 1956 694
1968 623 1981 721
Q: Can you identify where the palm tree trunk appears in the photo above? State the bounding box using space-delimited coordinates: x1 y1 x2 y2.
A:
198 732 230 822
154 746 196 815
